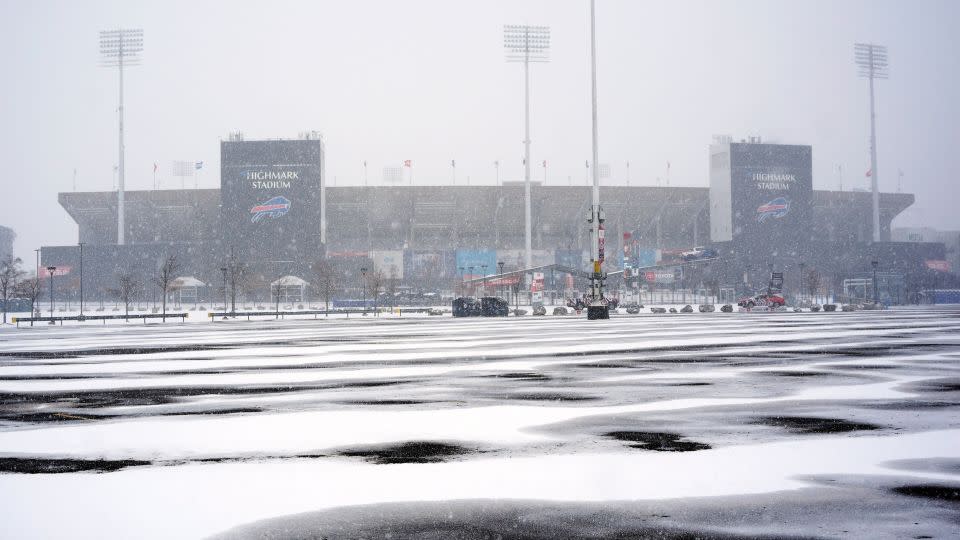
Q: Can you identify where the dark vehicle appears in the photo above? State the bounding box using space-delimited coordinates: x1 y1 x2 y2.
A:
737 293 786 309
452 297 482 317
453 296 509 317
480 296 509 317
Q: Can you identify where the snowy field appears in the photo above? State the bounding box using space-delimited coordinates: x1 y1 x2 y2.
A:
1 307 959 539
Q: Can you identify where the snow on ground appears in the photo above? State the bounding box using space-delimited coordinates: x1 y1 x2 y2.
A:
0 307 959 539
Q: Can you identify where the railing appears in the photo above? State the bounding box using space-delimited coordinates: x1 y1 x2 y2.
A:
206 307 437 321
13 313 189 327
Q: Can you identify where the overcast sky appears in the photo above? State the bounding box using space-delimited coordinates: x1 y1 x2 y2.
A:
2 0 958 262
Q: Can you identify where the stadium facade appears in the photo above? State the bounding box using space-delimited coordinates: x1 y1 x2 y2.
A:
0 225 14 263
39 135 950 305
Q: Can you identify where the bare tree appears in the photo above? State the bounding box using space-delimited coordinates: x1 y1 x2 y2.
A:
311 258 339 314
153 254 179 321
807 269 822 304
109 273 140 319
387 266 399 308
226 252 247 314
367 268 385 315
0 256 24 324
16 275 44 317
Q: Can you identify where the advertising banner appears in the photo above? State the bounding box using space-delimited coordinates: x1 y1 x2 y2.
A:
371 250 403 279
636 248 658 268
455 250 497 279
644 270 675 284
38 266 72 277
555 249 584 271
404 250 456 281
925 260 952 273
495 249 553 270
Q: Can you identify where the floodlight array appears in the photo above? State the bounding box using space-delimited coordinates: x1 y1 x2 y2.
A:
504 25 551 63
854 43 888 79
100 29 143 67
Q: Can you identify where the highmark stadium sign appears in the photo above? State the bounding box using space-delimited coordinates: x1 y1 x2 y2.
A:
247 170 300 189
220 138 324 264
752 172 797 191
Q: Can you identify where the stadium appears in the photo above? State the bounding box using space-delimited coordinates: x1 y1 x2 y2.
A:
40 134 948 307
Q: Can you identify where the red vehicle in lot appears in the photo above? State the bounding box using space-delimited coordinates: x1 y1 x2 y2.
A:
737 293 786 309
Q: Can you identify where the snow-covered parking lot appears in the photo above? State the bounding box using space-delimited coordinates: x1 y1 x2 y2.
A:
1 307 959 539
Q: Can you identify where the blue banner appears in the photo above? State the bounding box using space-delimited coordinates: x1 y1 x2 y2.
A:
455 250 497 278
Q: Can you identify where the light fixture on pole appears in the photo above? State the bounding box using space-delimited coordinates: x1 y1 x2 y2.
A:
504 24 550 271
854 42 888 243
100 28 143 246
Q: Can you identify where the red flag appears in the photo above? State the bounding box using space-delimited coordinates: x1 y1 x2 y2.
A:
403 160 412 167
865 168 872 177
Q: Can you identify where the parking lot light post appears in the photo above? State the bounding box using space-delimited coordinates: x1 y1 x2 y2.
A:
498 261 504 298
361 267 368 315
872 260 879 305
799 262 806 303
481 265 487 296
220 267 228 320
78 242 85 318
46 266 56 324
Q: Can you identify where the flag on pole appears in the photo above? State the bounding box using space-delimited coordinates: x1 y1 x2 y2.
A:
403 160 412 167
542 160 546 167
195 161 203 170
865 168 872 177
153 163 158 173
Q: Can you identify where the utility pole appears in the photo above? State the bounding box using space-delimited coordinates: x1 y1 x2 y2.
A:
855 43 888 243
100 29 143 245
586 0 608 320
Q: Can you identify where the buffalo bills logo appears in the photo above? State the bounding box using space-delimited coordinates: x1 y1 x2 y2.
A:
250 196 291 223
757 197 790 223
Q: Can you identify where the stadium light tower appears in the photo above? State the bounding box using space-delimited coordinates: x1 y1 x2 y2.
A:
504 24 550 270
854 42 888 243
100 28 143 246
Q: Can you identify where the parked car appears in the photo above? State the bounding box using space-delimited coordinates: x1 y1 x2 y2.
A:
737 293 786 308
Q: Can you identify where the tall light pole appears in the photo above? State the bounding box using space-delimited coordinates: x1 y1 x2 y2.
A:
220 266 228 320
361 267 368 315
505 24 550 271
872 260 879 305
855 43 888 243
78 242 85 318
47 266 57 323
100 29 142 246
586 0 608 320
